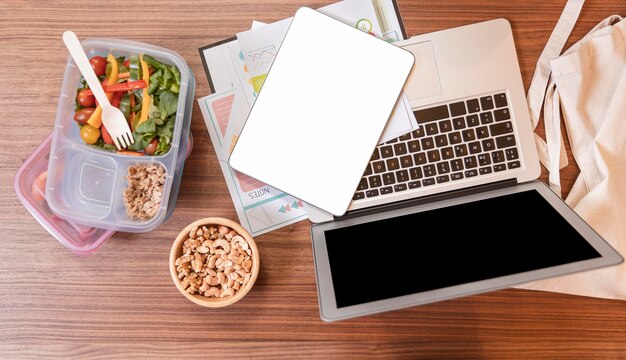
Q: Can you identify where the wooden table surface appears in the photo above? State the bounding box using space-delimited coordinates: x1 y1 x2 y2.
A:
2 0 625 358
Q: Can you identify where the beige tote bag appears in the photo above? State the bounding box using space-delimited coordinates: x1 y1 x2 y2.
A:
518 0 626 299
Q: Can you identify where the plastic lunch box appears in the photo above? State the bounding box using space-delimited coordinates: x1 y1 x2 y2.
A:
44 38 195 233
14 131 192 255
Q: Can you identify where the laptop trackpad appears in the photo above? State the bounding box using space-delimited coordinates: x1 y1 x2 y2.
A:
402 41 442 101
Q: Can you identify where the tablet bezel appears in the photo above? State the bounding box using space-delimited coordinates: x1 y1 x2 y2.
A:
310 180 623 322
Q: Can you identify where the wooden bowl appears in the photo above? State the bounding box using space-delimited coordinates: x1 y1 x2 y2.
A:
169 217 260 307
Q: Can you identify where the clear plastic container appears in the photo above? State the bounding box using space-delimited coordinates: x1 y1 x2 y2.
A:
14 130 193 255
46 38 195 232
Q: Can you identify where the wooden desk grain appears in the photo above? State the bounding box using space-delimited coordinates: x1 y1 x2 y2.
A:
1 0 625 358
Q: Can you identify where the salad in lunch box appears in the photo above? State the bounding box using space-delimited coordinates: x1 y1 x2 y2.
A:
73 53 180 155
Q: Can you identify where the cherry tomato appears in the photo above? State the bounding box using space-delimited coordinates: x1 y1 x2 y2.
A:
31 171 48 203
76 89 95 107
89 56 107 77
73 107 95 125
144 138 159 156
80 124 101 145
101 124 114 145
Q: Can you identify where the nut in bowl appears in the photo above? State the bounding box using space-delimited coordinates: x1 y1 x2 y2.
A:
170 217 259 307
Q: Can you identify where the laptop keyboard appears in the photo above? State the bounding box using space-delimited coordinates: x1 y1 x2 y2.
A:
352 92 522 202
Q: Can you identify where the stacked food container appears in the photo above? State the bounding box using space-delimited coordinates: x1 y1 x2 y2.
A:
14 38 195 255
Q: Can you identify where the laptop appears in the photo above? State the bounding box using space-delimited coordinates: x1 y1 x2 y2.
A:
308 19 623 321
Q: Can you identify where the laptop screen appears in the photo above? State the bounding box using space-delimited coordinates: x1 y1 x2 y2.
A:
324 189 601 308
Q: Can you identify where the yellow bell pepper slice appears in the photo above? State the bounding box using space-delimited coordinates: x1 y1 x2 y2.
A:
138 54 151 125
87 54 119 128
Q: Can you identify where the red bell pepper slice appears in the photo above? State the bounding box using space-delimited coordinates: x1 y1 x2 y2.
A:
82 80 147 96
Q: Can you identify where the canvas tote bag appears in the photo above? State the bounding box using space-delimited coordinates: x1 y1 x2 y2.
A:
517 0 626 299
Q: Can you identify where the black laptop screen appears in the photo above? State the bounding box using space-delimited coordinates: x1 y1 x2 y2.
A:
324 190 601 308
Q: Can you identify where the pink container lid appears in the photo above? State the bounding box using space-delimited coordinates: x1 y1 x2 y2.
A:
14 132 193 255
14 133 115 255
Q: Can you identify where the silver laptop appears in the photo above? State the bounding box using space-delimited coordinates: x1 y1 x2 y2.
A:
307 18 541 222
309 19 622 321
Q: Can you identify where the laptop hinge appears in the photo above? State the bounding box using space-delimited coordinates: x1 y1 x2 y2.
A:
335 178 519 221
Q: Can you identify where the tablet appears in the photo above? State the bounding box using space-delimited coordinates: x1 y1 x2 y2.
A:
310 181 622 322
229 7 414 217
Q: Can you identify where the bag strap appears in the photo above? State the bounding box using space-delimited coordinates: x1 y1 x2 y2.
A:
527 0 585 197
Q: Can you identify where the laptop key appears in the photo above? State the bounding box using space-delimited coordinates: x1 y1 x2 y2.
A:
437 162 450 174
357 178 368 190
414 105 450 123
490 121 513 136
409 166 423 179
380 186 393 195
408 180 421 189
465 169 478 177
422 178 436 186
482 138 495 151
462 129 476 142
373 160 387 173
478 154 491 166
449 101 467 116
476 126 489 139
453 117 466 130
466 98 480 113
370 148 380 161
413 152 427 165
399 133 412 141
427 149 441 163
494 93 508 108
451 159 464 171
508 161 521 169
380 145 394 158
494 164 507 172
479 167 492 175
448 131 462 144
386 158 400 170
494 108 511 121
480 96 494 110
425 123 439 135
454 144 468 157
421 137 435 150
436 175 450 183
408 140 421 152
353 192 365 200
382 172 396 185
480 111 494 124
366 189 380 197
394 184 408 192
394 142 408 155
412 127 425 138
423 164 436 177
435 134 448 147
492 150 505 163
441 146 454 160
496 134 516 148
464 155 478 168
505 147 519 160
368 175 382 188
451 172 464 180
468 141 481 154
439 119 453 133
466 114 480 127
400 155 413 168
396 169 409 182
